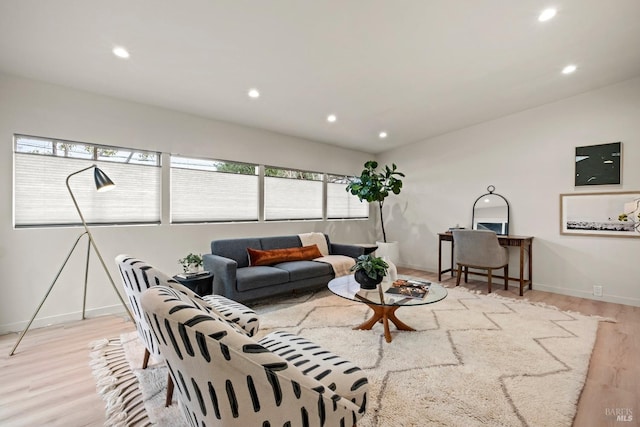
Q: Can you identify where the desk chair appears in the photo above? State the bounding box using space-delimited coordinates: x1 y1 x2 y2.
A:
452 229 508 293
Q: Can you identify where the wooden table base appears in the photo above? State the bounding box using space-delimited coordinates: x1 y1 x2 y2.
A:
354 304 415 343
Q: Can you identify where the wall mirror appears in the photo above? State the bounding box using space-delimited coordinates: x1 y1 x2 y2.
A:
472 185 510 235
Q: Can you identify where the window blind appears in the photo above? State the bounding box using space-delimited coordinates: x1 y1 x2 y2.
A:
264 175 323 220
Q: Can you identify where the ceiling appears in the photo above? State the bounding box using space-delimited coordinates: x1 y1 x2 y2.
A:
1 1 639 154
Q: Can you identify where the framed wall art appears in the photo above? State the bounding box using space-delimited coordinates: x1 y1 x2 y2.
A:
560 191 640 237
575 142 621 186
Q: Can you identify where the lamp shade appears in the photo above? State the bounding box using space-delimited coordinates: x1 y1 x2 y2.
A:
94 167 115 192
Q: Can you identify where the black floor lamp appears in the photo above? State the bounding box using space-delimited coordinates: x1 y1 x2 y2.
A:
9 164 134 356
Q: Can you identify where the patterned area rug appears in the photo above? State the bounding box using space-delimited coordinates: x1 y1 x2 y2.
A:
90 286 608 426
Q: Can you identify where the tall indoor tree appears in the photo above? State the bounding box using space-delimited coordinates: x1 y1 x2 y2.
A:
346 161 404 243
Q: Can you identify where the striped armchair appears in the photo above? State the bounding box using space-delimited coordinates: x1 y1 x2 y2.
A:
115 255 260 406
141 285 369 427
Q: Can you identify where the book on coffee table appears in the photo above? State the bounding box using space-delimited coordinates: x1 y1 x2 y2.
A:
385 279 431 299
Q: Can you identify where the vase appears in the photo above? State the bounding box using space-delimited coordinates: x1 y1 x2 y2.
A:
355 269 382 290
381 256 397 284
375 241 400 265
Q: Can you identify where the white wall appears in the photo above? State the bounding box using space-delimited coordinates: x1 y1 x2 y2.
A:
377 77 640 306
0 73 375 333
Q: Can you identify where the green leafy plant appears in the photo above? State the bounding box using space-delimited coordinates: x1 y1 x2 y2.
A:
351 254 389 281
346 160 405 242
178 253 203 273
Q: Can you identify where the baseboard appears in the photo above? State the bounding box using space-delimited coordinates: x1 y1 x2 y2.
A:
531 283 640 307
0 304 128 335
398 263 640 307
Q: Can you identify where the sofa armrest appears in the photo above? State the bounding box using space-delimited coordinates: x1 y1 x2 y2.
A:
330 243 365 259
203 254 239 298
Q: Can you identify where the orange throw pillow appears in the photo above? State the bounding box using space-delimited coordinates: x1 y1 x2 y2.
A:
247 245 323 266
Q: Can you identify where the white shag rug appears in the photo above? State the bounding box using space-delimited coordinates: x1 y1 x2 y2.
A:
90 286 608 426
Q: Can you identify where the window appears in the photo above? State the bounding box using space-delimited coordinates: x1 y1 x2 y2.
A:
14 135 161 227
327 174 369 219
170 156 259 222
264 167 323 220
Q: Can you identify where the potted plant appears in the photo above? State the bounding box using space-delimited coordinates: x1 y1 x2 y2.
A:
351 254 389 289
178 253 203 273
346 160 404 262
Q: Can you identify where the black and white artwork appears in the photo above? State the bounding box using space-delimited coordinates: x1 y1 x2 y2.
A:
575 142 621 186
560 191 640 237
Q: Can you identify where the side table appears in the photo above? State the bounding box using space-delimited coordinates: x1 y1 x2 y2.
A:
173 272 213 296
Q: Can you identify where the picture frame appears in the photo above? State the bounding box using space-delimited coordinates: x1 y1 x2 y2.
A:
574 142 621 186
560 191 640 237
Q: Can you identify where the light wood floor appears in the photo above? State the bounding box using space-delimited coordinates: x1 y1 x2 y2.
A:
0 268 637 426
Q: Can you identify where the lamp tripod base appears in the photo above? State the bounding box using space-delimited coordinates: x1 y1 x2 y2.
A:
9 231 133 356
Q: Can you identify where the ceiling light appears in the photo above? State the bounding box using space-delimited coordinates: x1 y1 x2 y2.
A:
562 64 577 74
379 131 388 139
538 8 557 22
248 88 260 99
327 114 337 123
112 46 130 59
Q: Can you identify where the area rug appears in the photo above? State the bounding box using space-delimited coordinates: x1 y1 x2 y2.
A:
90 286 609 426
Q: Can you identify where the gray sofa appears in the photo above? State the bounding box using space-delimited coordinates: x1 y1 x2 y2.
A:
202 234 365 302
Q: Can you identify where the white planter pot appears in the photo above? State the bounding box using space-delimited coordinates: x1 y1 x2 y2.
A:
375 241 400 265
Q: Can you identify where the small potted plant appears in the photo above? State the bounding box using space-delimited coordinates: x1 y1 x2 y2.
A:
351 254 389 289
178 253 203 273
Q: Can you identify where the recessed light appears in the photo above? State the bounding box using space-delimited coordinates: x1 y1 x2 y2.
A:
562 64 577 74
538 8 557 22
112 46 130 59
327 114 337 123
248 88 260 99
379 131 388 139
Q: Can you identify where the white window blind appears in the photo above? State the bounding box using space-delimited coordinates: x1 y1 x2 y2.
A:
327 174 369 219
14 135 161 227
264 168 322 220
171 156 258 222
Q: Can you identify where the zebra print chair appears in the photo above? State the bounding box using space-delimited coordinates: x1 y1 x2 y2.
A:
115 255 260 406
141 285 369 427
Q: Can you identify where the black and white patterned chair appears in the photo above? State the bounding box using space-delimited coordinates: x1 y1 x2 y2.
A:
115 254 260 406
141 285 369 427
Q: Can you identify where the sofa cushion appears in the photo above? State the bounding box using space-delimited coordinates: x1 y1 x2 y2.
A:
236 266 289 292
273 260 333 281
248 245 323 266
212 237 262 268
259 235 302 250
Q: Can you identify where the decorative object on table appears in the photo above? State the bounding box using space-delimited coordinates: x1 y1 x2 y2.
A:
471 185 510 235
10 165 134 356
560 191 640 237
385 278 431 299
178 252 203 273
346 161 404 262
351 254 389 289
575 142 621 186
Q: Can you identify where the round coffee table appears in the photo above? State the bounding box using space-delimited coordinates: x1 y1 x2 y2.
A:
328 275 447 343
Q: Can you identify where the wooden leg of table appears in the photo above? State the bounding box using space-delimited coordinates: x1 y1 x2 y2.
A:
438 238 443 282
354 305 415 343
528 241 533 290
519 244 525 296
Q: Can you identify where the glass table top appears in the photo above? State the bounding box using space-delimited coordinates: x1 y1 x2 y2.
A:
328 274 448 307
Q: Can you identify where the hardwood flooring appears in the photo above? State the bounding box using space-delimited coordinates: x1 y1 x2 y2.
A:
0 268 637 426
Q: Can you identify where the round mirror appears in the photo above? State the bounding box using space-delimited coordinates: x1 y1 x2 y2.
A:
472 185 510 235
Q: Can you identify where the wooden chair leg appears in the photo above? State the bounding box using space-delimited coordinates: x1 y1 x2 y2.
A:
142 348 150 369
165 373 174 407
464 266 469 283
504 265 509 290
487 269 492 293
455 264 463 286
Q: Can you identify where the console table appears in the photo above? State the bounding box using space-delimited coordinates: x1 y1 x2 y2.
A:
438 232 533 296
